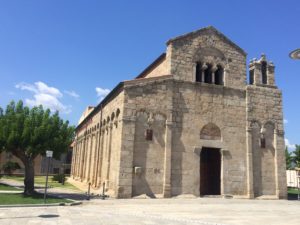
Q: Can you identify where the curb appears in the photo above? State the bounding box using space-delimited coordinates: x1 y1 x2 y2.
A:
0 201 82 208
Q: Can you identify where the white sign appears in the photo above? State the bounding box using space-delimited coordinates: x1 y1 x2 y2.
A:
46 150 53 158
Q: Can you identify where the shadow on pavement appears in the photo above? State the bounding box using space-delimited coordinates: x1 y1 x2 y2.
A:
287 193 299 201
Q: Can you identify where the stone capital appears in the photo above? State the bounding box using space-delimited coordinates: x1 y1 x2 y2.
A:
201 63 208 70
211 65 218 72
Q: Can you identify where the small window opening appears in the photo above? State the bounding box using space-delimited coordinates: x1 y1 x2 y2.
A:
145 129 153 141
204 64 212 83
260 137 266 148
196 62 202 82
249 70 254 85
261 61 267 84
215 65 224 85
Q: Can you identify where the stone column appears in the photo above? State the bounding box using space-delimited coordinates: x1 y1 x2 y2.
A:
274 129 280 198
201 63 207 83
163 120 173 197
74 141 78 178
71 142 75 178
246 127 254 198
223 67 227 86
97 129 105 187
93 131 101 187
116 116 136 198
253 62 262 85
77 141 82 179
105 123 113 188
275 129 287 199
88 134 96 183
85 135 93 182
220 149 226 196
211 65 218 84
80 137 86 181
91 132 97 185
267 63 275 86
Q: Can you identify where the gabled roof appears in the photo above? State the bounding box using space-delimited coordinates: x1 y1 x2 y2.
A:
166 26 247 56
135 53 166 79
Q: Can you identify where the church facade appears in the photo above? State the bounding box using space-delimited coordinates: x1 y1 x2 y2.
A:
70 26 287 199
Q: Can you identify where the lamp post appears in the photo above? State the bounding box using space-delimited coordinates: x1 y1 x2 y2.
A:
289 49 300 60
44 150 53 204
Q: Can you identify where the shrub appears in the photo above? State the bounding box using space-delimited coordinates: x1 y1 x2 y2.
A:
52 174 66 184
2 161 21 175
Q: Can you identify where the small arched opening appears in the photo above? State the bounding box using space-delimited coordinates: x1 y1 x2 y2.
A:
204 64 213 84
215 65 224 85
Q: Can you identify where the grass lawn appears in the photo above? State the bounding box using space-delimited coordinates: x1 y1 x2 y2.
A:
0 183 21 191
288 187 300 195
3 175 79 190
0 193 72 205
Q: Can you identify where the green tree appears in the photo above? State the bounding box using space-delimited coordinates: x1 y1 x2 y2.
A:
293 144 300 168
0 100 74 195
285 147 293 170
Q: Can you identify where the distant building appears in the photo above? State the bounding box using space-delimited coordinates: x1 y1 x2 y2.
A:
71 26 287 199
0 150 72 175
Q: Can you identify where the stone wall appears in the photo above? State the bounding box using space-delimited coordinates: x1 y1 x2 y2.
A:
167 28 247 89
143 58 168 79
246 85 286 198
117 76 172 198
171 81 247 196
71 90 124 195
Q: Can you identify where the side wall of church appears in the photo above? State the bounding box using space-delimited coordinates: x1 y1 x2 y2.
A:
71 91 124 196
117 77 172 198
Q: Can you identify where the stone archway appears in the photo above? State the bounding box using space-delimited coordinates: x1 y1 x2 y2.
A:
199 123 222 196
200 123 221 140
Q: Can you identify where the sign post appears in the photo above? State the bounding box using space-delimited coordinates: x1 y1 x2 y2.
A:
44 150 53 204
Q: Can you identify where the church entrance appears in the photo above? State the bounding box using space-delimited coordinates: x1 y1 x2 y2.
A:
200 147 221 195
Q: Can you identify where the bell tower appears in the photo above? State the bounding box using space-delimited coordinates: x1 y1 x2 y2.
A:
249 54 275 86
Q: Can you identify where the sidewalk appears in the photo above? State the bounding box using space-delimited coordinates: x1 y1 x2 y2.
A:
0 178 87 201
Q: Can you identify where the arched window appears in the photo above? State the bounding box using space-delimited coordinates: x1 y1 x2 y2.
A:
249 69 254 85
200 123 221 140
261 61 267 84
195 62 202 82
215 65 224 85
204 64 212 84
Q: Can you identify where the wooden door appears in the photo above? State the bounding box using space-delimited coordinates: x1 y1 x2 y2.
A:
200 148 221 195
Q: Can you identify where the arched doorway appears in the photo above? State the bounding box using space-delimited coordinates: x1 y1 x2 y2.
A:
200 147 221 195
199 123 221 196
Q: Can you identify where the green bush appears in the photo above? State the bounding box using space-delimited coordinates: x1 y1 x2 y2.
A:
2 161 21 175
52 174 66 184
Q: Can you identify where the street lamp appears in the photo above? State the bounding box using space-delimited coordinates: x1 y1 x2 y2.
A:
289 49 300 60
44 150 53 204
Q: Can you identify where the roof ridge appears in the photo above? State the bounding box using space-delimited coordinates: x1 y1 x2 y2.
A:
166 26 247 56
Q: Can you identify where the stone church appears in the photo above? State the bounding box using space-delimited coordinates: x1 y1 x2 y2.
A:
70 26 287 199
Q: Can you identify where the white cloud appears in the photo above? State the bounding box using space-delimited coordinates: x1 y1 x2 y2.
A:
285 138 296 151
15 81 71 114
95 87 110 102
284 119 288 124
64 90 80 99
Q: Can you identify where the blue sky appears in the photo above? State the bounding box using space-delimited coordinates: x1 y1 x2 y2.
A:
0 0 299 149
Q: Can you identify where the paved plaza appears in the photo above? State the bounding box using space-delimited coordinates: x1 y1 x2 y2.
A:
0 198 299 225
